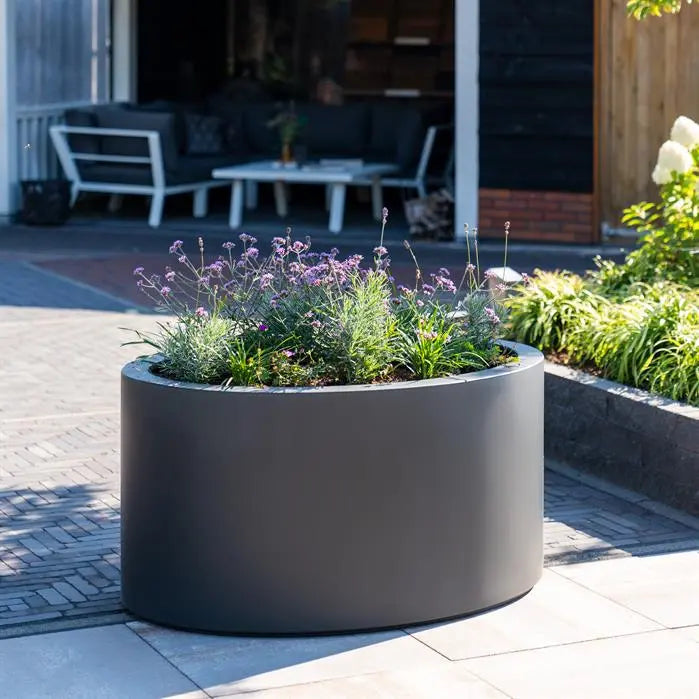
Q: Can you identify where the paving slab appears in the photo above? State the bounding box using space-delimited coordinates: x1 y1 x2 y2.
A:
461 629 699 699
552 550 699 628
128 620 447 697
405 569 660 660
0 624 203 698
216 666 508 698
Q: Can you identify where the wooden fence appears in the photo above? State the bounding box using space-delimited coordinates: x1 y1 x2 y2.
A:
597 0 699 228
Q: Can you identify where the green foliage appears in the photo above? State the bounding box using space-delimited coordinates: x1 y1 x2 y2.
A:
627 0 690 18
596 166 699 289
506 275 699 406
129 314 236 385
505 272 604 352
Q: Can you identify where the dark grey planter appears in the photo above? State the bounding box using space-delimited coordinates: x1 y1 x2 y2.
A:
121 341 544 634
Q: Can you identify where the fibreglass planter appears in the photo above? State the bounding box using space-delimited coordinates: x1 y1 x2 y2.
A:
121 341 544 634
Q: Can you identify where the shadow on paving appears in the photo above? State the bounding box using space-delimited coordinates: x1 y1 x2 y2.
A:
0 484 123 634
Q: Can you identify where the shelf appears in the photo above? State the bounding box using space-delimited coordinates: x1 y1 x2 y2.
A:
344 88 454 98
348 38 454 48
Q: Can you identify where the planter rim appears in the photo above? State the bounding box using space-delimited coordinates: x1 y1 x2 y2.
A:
122 340 543 394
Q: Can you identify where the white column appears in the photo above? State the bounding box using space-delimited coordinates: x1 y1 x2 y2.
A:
0 0 17 218
112 0 137 102
454 0 479 241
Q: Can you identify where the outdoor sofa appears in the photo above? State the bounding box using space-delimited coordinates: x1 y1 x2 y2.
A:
50 99 451 227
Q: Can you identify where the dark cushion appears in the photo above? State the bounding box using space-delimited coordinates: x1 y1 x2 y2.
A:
64 109 99 155
370 104 425 170
81 155 244 186
125 101 190 153
242 104 281 157
184 114 225 155
298 104 369 158
207 95 248 155
96 110 179 172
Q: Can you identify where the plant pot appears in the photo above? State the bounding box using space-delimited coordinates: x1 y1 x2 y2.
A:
121 341 544 634
20 179 71 225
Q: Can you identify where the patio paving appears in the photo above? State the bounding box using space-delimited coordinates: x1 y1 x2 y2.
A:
0 256 697 641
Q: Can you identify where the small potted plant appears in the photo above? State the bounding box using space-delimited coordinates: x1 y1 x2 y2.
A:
267 101 307 164
121 215 544 634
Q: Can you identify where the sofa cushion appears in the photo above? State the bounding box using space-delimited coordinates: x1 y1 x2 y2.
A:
126 101 192 153
81 155 244 187
207 95 248 155
298 103 369 158
64 109 100 155
184 114 225 155
243 104 281 157
370 104 425 171
96 110 179 172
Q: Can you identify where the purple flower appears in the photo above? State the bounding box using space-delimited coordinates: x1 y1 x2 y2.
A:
133 266 144 276
416 299 425 307
438 267 451 277
272 236 286 245
258 323 268 332
382 207 388 225
373 246 388 257
521 272 531 285
259 273 274 289
169 240 183 254
160 286 171 296
434 276 457 293
291 240 306 254
136 279 144 288
244 247 259 259
421 283 435 295
311 320 322 329
484 269 497 280
465 263 475 273
165 270 176 282
282 349 295 358
195 307 208 318
330 247 339 256
178 255 187 264
198 275 211 286
418 329 438 341
222 241 235 250
239 233 257 244
485 307 500 324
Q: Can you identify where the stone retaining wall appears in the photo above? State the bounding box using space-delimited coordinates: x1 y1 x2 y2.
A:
545 362 699 516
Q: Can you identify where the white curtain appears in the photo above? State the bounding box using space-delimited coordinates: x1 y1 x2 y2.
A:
15 0 111 108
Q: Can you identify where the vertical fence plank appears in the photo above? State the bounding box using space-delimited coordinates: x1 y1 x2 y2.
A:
600 0 699 227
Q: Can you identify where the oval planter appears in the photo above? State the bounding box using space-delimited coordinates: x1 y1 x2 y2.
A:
121 341 544 634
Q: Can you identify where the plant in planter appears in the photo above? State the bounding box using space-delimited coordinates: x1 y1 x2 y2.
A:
267 102 307 164
121 215 544 634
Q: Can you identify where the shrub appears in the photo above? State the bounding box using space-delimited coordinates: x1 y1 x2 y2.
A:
595 115 699 290
506 277 699 405
128 219 514 387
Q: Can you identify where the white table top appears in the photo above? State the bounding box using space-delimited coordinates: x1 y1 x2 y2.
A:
212 160 397 184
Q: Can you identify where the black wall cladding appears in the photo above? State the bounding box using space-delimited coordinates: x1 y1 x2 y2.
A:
479 1 594 192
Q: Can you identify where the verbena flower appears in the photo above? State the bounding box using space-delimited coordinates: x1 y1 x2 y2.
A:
133 266 144 275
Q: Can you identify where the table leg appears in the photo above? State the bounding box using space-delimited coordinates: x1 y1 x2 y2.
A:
245 181 258 209
329 183 346 234
274 181 288 217
229 180 243 229
371 175 384 222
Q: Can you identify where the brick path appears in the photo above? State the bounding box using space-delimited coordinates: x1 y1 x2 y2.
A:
1 258 698 636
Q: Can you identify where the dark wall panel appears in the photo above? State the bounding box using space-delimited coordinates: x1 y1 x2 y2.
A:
479 1 594 192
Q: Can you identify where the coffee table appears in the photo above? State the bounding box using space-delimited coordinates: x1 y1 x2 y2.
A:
212 160 397 234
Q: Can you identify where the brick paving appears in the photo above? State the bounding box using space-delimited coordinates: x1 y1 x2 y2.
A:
0 256 698 635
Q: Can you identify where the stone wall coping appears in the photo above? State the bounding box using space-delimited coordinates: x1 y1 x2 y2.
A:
544 361 699 420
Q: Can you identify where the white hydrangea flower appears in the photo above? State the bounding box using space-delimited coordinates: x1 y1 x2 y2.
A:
652 140 693 185
652 165 672 185
670 116 699 150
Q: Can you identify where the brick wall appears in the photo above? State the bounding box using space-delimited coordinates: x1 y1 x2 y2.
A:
478 189 595 243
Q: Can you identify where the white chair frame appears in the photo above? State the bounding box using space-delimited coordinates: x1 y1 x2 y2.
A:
49 125 230 227
355 123 455 199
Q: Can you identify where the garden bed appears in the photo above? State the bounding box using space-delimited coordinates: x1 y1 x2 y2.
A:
545 362 699 516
